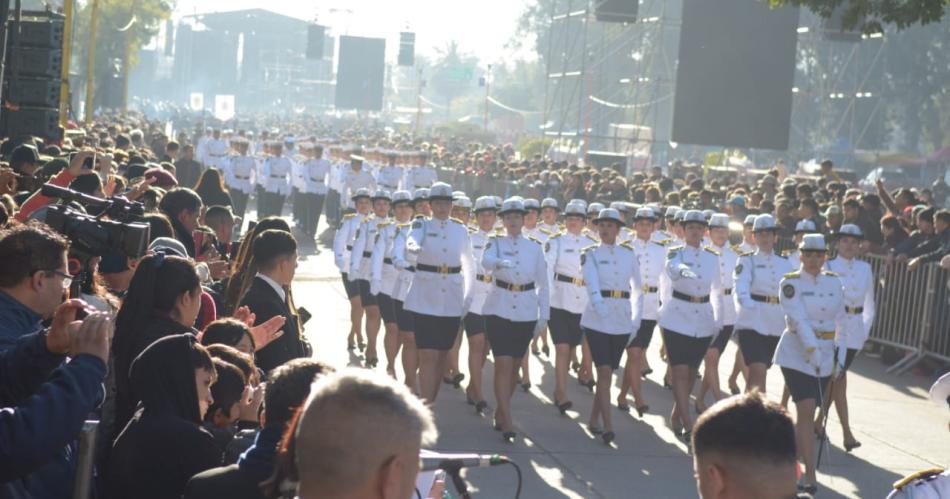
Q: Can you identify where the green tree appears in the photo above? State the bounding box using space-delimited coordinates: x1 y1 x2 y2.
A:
428 41 480 118
73 0 173 110
770 0 948 32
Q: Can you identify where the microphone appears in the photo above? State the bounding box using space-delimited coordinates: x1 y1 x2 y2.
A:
420 452 509 472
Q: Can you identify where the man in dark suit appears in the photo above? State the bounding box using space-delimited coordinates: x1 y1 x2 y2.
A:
238 229 308 373
182 359 333 499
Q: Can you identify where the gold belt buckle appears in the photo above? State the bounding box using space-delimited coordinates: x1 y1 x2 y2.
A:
438 264 449 274
573 278 584 286
513 283 525 292
768 296 780 305
692 296 702 303
611 290 623 299
816 330 835 340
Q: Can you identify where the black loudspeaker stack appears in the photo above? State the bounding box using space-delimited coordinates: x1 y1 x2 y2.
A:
398 32 415 67
306 24 325 60
1 10 64 139
594 0 638 23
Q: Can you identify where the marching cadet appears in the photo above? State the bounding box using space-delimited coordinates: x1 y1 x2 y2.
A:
300 144 332 244
371 190 414 377
519 197 547 382
734 214 797 394
406 155 438 192
325 146 349 228
205 128 230 171
445 195 474 388
659 210 725 442
774 234 848 496
575 201 606 389
785 219 817 262
480 198 550 443
349 189 393 368
545 201 598 415
617 207 665 417
696 214 739 413
258 141 292 218
412 188 432 218
579 208 644 445
403 182 475 403
586 202 606 233
727 214 760 394
609 202 636 243
333 187 372 352
391 203 421 393
290 139 306 225
463 196 499 413
223 137 256 223
377 152 404 193
342 154 377 211
538 198 562 235
887 372 950 499
661 206 680 241
821 223 874 453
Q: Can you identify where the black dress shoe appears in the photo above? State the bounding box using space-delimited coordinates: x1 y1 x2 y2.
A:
502 431 516 443
602 431 615 445
636 405 649 417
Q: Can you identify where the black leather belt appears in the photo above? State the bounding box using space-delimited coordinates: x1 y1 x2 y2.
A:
642 285 659 293
384 257 393 265
723 288 733 295
673 290 710 303
495 279 535 292
555 272 584 286
751 293 780 305
309 178 325 183
417 263 461 274
476 274 493 283
601 290 631 299
346 245 353 250
845 306 864 314
362 251 372 258
235 175 250 180
269 174 285 178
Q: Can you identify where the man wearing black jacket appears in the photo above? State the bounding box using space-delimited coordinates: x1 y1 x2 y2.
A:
238 229 308 373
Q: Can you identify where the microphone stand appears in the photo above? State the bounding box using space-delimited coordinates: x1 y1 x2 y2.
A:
443 462 472 499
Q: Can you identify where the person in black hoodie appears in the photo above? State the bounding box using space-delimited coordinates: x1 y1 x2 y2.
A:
159 187 204 258
107 334 221 499
111 252 202 435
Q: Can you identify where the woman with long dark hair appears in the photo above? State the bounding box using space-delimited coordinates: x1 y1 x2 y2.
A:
108 334 222 499
112 253 202 431
194 168 233 208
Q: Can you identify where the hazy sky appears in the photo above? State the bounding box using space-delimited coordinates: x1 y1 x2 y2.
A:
174 0 534 63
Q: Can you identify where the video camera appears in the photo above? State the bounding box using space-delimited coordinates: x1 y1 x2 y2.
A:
41 184 151 260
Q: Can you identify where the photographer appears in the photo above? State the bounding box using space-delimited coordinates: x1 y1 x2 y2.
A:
14 151 105 224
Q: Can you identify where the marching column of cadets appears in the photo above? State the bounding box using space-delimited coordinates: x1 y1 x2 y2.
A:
331 180 887 494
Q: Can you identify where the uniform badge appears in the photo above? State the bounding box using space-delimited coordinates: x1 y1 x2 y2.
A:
412 220 423 229
580 253 586 265
782 284 795 299
735 263 743 275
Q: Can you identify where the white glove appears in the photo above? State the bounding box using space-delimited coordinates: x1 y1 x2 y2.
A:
679 268 698 280
593 301 609 317
532 320 548 339
406 241 421 254
497 259 515 269
370 279 382 296
347 272 357 282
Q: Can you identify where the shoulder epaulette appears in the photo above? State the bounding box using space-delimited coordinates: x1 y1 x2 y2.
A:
558 224 566 231
581 244 598 253
739 251 754 257
527 235 543 245
668 245 684 253
731 244 741 252
450 217 464 225
343 213 357 220
377 220 392 228
538 227 553 236
651 239 668 247
397 223 410 229
783 271 801 279
547 232 562 240
893 468 946 490
467 226 477 234
822 270 839 277
620 241 635 251
704 246 721 256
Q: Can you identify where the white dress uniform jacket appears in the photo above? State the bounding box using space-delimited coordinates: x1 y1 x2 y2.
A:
371 220 405 297
224 155 256 194
206 139 230 170
773 270 848 377
546 231 599 314
481 233 550 322
406 165 438 192
710 242 739 326
260 156 292 195
391 221 419 301
825 256 875 350
377 165 404 192
404 217 475 317
734 251 796 335
342 168 377 208
302 158 331 195
631 236 667 321
659 244 725 338
333 213 366 273
350 215 389 281
468 229 495 315
579 242 644 336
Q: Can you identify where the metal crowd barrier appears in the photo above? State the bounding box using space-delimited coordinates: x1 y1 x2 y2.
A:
862 254 950 374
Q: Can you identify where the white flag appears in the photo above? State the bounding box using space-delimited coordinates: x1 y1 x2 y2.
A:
189 92 204 111
214 95 235 121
